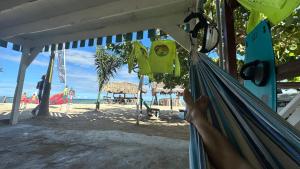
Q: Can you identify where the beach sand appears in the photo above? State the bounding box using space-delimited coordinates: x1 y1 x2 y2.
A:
0 103 189 169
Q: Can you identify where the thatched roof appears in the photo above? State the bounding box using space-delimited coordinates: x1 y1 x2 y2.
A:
151 82 184 95
103 82 146 94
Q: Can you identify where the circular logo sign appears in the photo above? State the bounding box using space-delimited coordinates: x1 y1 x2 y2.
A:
154 45 169 57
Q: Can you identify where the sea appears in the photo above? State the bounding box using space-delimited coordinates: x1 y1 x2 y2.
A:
1 97 98 104
0 97 153 105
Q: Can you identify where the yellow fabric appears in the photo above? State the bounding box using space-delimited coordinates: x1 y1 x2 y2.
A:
63 87 69 96
149 40 181 77
128 41 152 76
247 12 265 33
237 0 300 32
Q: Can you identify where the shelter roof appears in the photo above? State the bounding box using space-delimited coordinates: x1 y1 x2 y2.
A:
103 82 146 94
0 0 194 50
151 82 184 94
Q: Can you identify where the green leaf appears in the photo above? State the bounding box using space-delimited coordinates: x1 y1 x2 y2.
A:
289 44 297 51
289 52 295 57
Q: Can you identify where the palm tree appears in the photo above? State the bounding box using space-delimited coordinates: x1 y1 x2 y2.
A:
95 46 123 110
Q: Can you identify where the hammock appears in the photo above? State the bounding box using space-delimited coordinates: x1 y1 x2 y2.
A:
188 53 300 169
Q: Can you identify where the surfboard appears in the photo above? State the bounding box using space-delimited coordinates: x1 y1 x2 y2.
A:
244 20 277 111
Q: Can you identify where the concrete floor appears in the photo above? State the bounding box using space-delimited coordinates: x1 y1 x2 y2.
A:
0 123 189 169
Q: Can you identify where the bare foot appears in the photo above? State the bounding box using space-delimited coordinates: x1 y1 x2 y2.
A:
183 89 209 123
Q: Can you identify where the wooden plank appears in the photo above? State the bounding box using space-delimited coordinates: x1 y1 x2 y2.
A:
277 59 300 81
277 82 300 89
148 29 156 38
136 31 144 40
51 44 56 51
116 34 123 43
124 33 133 42
65 42 70 49
44 45 49 52
80 40 86 47
12 44 21 51
58 43 63 50
72 41 78 48
0 39 8 48
106 36 112 44
88 38 94 46
96 37 103 45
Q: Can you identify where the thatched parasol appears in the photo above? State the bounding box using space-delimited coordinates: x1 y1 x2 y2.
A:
151 82 184 109
151 82 184 95
103 82 146 94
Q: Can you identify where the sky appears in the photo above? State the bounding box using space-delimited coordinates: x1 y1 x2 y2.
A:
0 30 235 101
0 32 180 101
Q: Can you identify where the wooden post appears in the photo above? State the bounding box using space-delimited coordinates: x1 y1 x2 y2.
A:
215 0 224 68
170 93 173 111
223 0 238 78
124 93 126 104
10 47 42 125
37 51 55 116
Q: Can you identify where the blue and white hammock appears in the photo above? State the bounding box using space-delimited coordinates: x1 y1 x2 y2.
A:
189 54 300 169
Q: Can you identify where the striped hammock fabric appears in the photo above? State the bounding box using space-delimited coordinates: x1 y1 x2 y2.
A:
188 53 300 169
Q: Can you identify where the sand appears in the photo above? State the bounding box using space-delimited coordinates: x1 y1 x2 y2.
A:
0 103 190 169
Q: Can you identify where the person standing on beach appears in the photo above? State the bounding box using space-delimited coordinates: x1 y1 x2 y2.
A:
1 96 7 103
20 92 28 109
31 93 38 104
69 88 75 105
36 75 46 104
32 75 45 116
61 86 69 112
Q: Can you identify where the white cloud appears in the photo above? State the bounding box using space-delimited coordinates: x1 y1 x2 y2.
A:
65 49 95 68
0 53 20 62
0 81 38 96
111 65 138 83
0 52 48 67
64 69 98 94
32 59 49 67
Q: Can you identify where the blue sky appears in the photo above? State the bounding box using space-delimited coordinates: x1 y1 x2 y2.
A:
0 32 177 101
0 31 231 101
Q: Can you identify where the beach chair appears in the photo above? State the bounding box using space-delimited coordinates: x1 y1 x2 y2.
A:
143 101 160 118
179 109 187 120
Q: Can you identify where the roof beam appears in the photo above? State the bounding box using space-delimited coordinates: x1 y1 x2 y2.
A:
0 0 39 12
161 25 190 50
0 0 189 39
28 12 188 48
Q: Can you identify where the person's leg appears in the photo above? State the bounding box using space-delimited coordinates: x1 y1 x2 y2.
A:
184 89 254 169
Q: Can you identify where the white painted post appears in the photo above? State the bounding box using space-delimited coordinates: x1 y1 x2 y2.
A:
10 47 42 125
279 93 300 119
10 49 29 125
136 75 144 125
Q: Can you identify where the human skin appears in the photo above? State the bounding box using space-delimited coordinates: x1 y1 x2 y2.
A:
183 89 254 169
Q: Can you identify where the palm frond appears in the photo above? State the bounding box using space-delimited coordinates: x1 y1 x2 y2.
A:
94 46 123 92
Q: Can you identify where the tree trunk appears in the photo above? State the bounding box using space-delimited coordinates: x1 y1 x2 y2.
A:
38 51 55 116
96 89 101 111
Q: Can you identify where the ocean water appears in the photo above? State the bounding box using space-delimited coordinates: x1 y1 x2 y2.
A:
0 97 150 105
1 97 98 104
